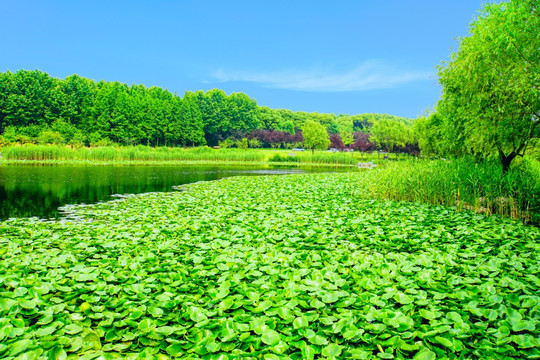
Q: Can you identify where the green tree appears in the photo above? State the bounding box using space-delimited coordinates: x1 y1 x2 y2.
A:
38 130 64 145
227 92 261 133
60 74 97 129
181 92 206 146
259 106 283 130
437 0 540 173
302 120 330 154
334 116 354 146
0 70 58 128
370 119 414 157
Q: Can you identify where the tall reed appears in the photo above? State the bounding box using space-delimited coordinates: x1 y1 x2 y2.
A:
1 145 267 162
363 157 540 225
1 145 376 165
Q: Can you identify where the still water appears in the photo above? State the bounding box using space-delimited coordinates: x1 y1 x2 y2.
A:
0 164 345 220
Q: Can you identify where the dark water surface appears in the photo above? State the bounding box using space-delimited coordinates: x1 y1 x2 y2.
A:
0 164 347 220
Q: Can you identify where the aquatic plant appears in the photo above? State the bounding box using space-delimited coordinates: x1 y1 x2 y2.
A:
0 173 538 359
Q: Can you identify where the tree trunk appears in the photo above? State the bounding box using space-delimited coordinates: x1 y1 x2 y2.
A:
312 148 314 155
499 149 516 174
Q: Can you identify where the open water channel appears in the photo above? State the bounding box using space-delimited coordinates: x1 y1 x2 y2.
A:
0 164 350 220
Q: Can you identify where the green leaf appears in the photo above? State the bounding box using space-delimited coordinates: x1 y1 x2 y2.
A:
13 349 41 360
309 334 328 346
82 331 101 351
63 323 83 335
394 293 414 305
36 315 54 326
0 298 17 312
188 306 208 323
49 345 67 360
301 344 316 360
419 309 439 320
293 316 309 330
9 339 34 357
435 336 454 349
166 343 184 357
205 340 221 353
511 335 539 349
138 318 155 332
219 298 235 311
156 326 174 336
322 293 339 304
19 299 37 310
261 330 281 346
511 320 534 332
413 349 436 360
322 343 343 357
310 299 325 309
148 306 164 318
35 326 56 337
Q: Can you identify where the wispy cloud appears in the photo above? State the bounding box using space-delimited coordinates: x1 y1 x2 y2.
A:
209 61 432 92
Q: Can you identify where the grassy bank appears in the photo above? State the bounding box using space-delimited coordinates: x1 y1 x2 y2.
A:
1 173 538 359
0 144 383 166
365 157 540 225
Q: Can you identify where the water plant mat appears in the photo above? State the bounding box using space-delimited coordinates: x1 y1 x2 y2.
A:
1 173 538 359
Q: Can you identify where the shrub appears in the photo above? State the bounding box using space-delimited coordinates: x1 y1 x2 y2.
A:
38 130 64 145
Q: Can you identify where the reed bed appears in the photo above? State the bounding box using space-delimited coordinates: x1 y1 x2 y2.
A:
1 145 266 162
364 157 540 225
268 152 359 165
0 145 377 166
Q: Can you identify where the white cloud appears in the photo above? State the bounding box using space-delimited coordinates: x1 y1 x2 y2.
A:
209 61 432 92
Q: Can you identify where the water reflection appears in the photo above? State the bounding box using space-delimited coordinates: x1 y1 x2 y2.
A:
0 165 340 219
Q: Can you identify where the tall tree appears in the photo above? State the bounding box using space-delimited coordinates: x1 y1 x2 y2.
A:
0 70 58 128
60 74 97 129
182 92 205 146
437 0 540 173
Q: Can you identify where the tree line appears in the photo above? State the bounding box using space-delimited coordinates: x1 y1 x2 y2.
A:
0 69 417 153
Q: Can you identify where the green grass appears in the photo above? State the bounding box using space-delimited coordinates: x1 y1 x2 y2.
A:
0 145 266 162
1 173 538 359
362 157 540 225
0 144 398 167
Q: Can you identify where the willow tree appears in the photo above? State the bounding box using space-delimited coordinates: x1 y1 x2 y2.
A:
438 0 540 173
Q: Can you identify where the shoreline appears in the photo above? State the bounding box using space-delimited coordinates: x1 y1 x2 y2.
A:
0 158 363 168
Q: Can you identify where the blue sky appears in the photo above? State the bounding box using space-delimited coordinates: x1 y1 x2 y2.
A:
0 1 489 118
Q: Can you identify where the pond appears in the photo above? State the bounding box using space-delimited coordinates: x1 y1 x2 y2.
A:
0 164 351 220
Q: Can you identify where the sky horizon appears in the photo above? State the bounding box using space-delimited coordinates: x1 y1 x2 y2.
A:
0 1 490 118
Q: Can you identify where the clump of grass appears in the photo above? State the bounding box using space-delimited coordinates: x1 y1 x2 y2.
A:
309 152 357 165
269 153 300 163
364 157 540 225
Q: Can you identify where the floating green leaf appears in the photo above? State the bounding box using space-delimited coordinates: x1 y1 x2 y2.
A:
261 330 281 346
0 172 538 359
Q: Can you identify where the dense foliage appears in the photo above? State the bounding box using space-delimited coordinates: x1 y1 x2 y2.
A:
420 0 540 172
302 121 330 154
366 157 540 226
0 70 414 152
1 173 539 359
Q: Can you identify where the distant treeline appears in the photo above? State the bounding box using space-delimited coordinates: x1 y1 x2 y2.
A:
0 70 412 148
